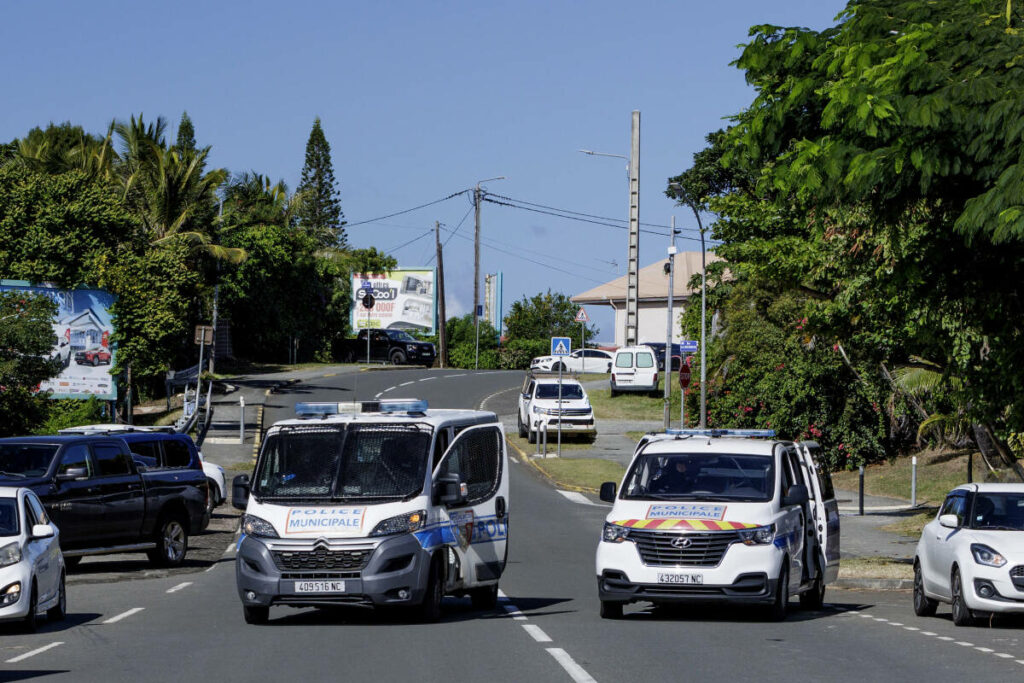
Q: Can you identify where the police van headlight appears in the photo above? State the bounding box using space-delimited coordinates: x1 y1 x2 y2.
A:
370 510 427 537
738 524 776 546
0 542 22 568
602 523 630 544
242 514 279 539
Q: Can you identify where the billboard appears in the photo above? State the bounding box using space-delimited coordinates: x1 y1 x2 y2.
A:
350 268 437 334
0 280 117 401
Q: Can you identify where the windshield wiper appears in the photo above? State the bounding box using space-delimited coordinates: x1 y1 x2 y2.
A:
975 524 1020 531
0 471 26 479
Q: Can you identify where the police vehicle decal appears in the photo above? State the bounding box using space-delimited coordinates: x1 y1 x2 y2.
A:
647 503 726 520
614 518 758 531
284 506 367 535
414 515 509 550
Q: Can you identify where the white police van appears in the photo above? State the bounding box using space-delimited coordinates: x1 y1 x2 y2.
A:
232 399 509 624
596 429 839 620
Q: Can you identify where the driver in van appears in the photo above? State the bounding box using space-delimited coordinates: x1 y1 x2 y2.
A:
652 457 698 494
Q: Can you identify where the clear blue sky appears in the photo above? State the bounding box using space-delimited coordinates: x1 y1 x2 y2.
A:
2 0 848 343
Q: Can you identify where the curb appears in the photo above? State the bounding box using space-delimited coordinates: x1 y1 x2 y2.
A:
834 577 913 591
505 436 598 494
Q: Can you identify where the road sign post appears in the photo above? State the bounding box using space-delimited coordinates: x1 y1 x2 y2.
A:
679 357 692 426
550 337 571 457
574 307 589 373
362 294 375 362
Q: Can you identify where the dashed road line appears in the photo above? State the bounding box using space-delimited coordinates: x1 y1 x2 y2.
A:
955 641 974 647
375 392 383 398
546 648 598 683
103 607 145 624
418 376 436 381
400 381 415 387
498 591 600 682
5 642 63 663
511 456 520 464
166 582 193 593
523 624 552 642
503 604 527 621
556 490 604 507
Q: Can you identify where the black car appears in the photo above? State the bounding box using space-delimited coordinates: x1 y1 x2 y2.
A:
341 328 436 366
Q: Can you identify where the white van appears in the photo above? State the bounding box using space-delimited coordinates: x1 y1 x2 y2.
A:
232 399 509 625
610 345 659 396
595 429 839 620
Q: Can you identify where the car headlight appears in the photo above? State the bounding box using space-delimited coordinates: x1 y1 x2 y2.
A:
0 542 22 568
0 582 21 606
532 405 543 414
369 510 427 537
242 514 279 539
738 524 776 546
602 522 630 544
406 344 417 351
971 543 1007 568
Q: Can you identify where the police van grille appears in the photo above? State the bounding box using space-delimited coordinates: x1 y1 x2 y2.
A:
629 529 740 567
272 548 371 572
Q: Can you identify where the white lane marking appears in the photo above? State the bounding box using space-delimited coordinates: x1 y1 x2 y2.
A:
859 614 873 618
103 607 145 624
385 386 396 393
511 456 520 464
225 541 236 553
5 642 64 663
954 641 974 647
887 622 903 626
936 636 955 641
418 377 436 381
993 653 1014 659
498 589 509 599
400 381 415 387
523 624 552 642
921 631 937 636
556 490 604 506
903 626 919 631
166 582 193 594
546 648 598 683
450 374 466 377
375 392 383 398
503 604 527 621
976 647 994 653
873 617 888 622
205 563 218 573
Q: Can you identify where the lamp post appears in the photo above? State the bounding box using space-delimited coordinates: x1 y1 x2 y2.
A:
663 216 678 430
474 176 505 370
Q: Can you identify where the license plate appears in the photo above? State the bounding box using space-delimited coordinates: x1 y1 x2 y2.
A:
294 580 346 593
658 573 703 585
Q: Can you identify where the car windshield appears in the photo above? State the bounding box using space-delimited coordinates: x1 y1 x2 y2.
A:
0 444 60 479
622 451 775 502
386 330 416 342
0 499 18 536
536 384 584 400
969 492 1024 530
253 424 432 502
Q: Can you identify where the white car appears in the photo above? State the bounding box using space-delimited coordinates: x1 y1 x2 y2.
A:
517 376 596 443
913 483 1024 625
0 486 66 631
530 349 614 374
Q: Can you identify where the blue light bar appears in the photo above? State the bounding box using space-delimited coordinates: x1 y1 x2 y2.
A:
294 402 345 416
665 428 776 438
378 399 429 414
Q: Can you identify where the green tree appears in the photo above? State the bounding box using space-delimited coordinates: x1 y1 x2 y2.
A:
445 314 499 369
504 290 598 342
175 111 196 153
295 117 347 249
0 292 60 437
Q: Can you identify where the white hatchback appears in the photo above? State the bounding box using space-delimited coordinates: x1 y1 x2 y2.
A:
913 483 1024 625
530 349 614 374
0 487 66 631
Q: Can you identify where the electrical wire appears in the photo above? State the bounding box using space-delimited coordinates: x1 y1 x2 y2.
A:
346 189 470 227
485 192 704 234
444 229 605 284
384 229 434 253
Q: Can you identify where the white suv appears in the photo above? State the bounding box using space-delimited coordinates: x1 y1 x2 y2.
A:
517 376 596 444
530 349 614 374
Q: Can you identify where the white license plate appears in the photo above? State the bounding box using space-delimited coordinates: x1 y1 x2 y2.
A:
294 580 346 593
658 573 703 585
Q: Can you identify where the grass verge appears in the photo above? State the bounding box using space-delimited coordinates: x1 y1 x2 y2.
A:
588 380 684 421
506 431 594 454
831 450 990 505
530 458 626 493
838 556 913 580
881 511 936 538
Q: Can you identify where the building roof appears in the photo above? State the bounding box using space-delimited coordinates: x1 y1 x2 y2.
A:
571 252 724 305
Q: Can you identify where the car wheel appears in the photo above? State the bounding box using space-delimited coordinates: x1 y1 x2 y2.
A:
47 572 67 621
799 574 825 610
600 601 623 619
470 584 499 610
147 515 189 567
951 568 975 626
527 427 536 444
243 604 269 625
767 563 789 622
206 478 220 516
552 362 565 372
517 413 527 438
91 356 99 366
22 582 38 633
390 350 407 365
913 561 938 617
418 557 443 623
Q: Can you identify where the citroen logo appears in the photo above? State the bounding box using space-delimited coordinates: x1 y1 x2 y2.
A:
670 536 692 549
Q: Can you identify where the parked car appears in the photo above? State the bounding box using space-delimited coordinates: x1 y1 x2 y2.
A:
0 486 66 631
610 345 659 397
517 375 596 443
530 348 614 374
74 347 111 366
913 483 1024 625
0 435 208 568
340 328 436 366
641 342 683 371
49 329 72 370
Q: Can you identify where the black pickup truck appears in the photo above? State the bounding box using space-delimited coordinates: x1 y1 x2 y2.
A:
0 435 208 567
340 328 436 366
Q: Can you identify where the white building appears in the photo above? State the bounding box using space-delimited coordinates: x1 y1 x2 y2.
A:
571 252 722 348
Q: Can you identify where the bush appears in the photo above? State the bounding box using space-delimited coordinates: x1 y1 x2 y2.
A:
34 397 106 435
499 338 550 370
448 343 499 369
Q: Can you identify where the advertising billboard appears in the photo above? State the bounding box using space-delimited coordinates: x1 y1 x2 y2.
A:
350 268 437 334
0 280 117 400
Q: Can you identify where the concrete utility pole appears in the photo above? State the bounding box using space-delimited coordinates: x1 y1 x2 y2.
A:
435 221 447 368
626 110 641 347
663 216 677 430
473 176 505 369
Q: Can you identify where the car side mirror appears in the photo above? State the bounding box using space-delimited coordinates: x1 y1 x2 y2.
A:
32 524 54 539
232 474 251 510
434 473 467 507
599 482 617 503
56 467 88 482
783 484 809 507
938 513 960 529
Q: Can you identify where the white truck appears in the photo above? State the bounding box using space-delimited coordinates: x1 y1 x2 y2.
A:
517 375 596 444
232 399 509 625
596 429 839 620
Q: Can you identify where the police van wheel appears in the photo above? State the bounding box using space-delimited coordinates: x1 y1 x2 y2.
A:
768 564 789 622
799 576 825 610
243 605 269 625
419 560 443 623
470 584 499 610
600 601 623 619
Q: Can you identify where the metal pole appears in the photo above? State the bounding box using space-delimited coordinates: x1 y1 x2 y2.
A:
475 306 481 370
664 216 676 430
211 198 222 375
239 396 246 445
858 465 865 516
473 185 481 368
197 336 205 416
435 221 447 368
541 422 548 458
681 386 686 427
625 111 641 347
366 308 371 362
967 452 973 483
911 456 918 507
557 362 563 457
699 225 708 428
581 321 585 373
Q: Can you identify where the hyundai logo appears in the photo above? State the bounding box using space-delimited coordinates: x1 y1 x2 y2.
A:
670 536 692 549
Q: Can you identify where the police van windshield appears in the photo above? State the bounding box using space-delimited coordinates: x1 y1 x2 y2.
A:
622 452 775 502
0 444 60 479
253 424 432 502
536 384 584 400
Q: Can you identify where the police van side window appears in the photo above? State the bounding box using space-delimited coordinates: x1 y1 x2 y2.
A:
432 428 451 472
439 426 502 505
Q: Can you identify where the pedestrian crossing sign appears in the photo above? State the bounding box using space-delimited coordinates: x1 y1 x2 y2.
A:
551 337 572 356
574 307 589 323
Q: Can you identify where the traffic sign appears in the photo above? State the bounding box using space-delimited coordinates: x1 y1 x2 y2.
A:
194 325 213 345
551 337 572 356
679 364 692 389
574 307 589 323
680 340 699 354
362 293 376 309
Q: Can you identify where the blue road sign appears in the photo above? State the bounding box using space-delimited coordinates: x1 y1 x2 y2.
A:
551 337 572 356
680 340 699 354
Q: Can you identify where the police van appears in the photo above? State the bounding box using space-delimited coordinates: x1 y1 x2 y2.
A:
595 429 839 620
232 399 509 625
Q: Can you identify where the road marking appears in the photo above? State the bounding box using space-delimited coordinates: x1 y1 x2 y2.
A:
5 642 64 663
103 607 145 624
400 381 415 387
503 604 527 621
954 641 974 647
902 626 919 631
450 373 466 377
418 376 436 381
523 624 552 642
323 373 337 377
993 653 1014 659
887 622 903 626
975 647 994 653
873 617 888 622
556 490 602 506
166 582 193 593
511 456 519 464
921 631 937 636
385 386 396 393
375 392 383 398
546 648 598 683
936 636 955 641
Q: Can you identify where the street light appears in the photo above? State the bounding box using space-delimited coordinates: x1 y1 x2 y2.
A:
474 176 505 370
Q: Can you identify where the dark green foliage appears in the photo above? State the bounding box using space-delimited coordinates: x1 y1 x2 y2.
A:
498 338 550 370
295 118 346 249
504 290 598 341
0 292 59 437
444 314 499 369
175 112 196 153
35 397 106 435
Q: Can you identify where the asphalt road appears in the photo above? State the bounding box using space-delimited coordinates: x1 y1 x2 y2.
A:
3 368 1024 682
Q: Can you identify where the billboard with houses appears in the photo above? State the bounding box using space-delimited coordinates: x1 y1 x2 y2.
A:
350 268 437 335
0 280 117 400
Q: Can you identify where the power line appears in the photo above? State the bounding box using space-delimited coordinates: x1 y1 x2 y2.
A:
346 189 469 228
444 229 605 285
485 192 704 234
385 229 434 253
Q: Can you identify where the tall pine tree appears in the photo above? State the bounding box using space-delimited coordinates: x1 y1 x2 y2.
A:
295 117 346 248
176 111 196 153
